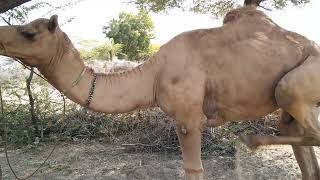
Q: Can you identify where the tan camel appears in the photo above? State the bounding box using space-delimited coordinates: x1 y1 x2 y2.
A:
1 5 320 180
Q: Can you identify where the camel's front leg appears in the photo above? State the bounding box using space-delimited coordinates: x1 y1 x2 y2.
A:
175 112 205 180
156 74 207 179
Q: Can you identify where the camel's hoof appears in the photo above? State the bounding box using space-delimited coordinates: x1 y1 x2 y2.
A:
239 135 259 150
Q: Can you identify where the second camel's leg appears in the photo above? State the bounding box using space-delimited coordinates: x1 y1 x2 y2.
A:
279 112 320 180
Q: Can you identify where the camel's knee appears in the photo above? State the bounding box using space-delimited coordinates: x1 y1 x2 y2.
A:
176 120 203 136
176 122 203 154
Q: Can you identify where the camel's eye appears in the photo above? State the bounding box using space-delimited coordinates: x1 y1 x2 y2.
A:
21 31 36 40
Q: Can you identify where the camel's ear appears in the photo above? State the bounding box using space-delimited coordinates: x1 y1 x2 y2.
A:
48 15 58 33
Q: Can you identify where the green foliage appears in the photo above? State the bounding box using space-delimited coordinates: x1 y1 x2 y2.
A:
103 11 155 61
0 0 83 25
191 0 239 17
79 40 123 60
1 77 62 146
132 0 185 13
128 0 311 17
0 2 52 25
148 44 161 56
272 0 310 9
0 77 147 146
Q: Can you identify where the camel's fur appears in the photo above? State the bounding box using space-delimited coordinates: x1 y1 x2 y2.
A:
1 6 320 180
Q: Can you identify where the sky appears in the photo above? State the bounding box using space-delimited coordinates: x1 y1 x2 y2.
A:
2 0 320 45
0 0 319 72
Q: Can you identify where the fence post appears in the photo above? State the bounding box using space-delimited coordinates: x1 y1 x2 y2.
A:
0 86 3 117
26 68 39 136
0 86 3 180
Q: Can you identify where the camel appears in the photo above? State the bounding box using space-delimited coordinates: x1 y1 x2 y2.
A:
1 5 320 180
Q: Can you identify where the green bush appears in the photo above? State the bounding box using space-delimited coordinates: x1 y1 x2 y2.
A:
79 40 122 61
103 10 155 61
148 44 160 56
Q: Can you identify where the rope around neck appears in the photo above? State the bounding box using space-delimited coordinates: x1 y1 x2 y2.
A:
62 67 87 94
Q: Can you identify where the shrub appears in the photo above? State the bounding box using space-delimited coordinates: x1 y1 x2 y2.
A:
79 40 122 61
103 11 155 61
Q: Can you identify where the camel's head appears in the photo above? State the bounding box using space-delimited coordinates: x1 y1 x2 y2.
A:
0 15 68 66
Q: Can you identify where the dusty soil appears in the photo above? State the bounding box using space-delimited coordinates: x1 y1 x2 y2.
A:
1 141 319 180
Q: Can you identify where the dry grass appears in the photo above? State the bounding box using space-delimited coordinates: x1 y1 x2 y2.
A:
1 104 281 157
117 108 280 157
0 102 279 156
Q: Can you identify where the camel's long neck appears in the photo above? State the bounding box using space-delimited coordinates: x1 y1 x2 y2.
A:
38 49 161 113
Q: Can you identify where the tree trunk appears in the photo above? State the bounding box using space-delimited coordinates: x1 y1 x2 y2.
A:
0 86 3 117
0 86 4 140
26 67 39 136
243 0 264 6
0 86 4 137
0 164 2 180
0 0 32 13
109 51 113 61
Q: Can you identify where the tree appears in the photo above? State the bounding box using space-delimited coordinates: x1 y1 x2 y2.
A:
79 40 123 61
0 0 31 14
103 11 155 60
129 0 311 17
0 1 52 25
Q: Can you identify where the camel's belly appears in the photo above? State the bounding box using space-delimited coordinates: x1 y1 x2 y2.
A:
203 83 278 123
203 58 302 122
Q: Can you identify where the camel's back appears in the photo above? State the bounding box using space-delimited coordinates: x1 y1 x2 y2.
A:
193 6 318 122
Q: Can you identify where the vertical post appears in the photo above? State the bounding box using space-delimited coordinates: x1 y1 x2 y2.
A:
0 86 3 117
0 163 2 180
26 67 39 136
0 86 2 180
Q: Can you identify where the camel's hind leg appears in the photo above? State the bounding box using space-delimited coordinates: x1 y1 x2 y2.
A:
240 112 320 179
274 55 320 179
280 112 320 180
241 56 320 148
275 55 320 140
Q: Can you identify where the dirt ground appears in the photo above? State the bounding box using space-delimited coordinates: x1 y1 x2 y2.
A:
1 141 319 180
